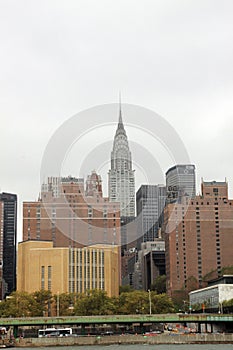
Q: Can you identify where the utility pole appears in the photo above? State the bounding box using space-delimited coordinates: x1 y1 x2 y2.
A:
57 292 60 317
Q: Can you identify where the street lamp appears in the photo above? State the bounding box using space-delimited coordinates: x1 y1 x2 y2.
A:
148 289 152 315
218 302 223 314
189 301 192 314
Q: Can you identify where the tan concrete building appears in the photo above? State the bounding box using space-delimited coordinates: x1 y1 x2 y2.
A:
164 180 233 299
17 240 120 297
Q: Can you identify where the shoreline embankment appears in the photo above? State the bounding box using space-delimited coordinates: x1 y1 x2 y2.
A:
13 333 233 347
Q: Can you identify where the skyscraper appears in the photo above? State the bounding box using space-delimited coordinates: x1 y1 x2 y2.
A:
164 180 233 299
136 184 166 245
0 192 17 298
166 164 196 203
108 104 135 217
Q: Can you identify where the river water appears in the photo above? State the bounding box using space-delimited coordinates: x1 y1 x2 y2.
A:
9 345 233 350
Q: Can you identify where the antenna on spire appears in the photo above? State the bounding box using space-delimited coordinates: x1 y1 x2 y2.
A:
118 91 123 126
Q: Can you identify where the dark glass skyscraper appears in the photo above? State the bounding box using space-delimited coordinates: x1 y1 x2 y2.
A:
0 192 17 298
166 164 196 203
136 184 166 247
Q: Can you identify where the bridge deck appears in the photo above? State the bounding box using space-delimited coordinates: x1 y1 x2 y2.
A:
0 314 233 327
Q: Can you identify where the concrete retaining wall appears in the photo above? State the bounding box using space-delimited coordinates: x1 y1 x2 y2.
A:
14 333 233 347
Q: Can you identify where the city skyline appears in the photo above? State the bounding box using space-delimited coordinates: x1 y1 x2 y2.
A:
1 1 233 241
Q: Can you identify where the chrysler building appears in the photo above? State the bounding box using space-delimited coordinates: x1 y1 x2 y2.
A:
108 103 135 217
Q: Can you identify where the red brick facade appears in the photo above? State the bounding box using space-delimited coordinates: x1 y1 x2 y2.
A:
23 175 121 248
164 181 233 298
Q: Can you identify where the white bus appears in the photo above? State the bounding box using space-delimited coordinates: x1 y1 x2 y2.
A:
38 327 72 337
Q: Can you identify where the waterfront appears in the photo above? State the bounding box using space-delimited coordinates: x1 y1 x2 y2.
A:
10 333 233 348
8 345 233 350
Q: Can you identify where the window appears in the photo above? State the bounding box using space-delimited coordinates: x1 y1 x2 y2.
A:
41 266 45 290
48 266 52 290
103 206 107 218
88 206 93 218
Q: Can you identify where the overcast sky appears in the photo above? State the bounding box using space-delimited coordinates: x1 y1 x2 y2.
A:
1 0 233 240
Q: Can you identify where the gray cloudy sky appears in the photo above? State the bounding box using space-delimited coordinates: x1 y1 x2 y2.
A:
1 0 233 240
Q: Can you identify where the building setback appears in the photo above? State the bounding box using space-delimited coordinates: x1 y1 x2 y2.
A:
0 192 17 299
17 240 119 298
164 180 233 299
133 240 165 291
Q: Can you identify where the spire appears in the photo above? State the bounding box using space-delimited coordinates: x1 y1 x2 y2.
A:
118 91 124 129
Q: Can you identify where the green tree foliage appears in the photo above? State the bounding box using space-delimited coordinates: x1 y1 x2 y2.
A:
221 266 233 275
151 275 167 294
33 290 53 316
118 290 148 314
73 290 115 316
54 293 76 316
119 285 134 294
0 291 38 317
186 276 198 292
0 289 175 317
203 266 233 283
118 290 174 314
151 293 174 313
223 298 233 307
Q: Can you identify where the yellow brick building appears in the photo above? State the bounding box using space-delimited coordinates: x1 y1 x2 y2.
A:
17 240 119 297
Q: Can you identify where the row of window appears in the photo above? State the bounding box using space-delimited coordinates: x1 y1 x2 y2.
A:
41 265 52 290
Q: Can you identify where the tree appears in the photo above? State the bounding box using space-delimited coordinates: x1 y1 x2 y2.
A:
118 291 149 314
186 276 198 292
119 285 134 294
33 290 53 316
0 289 175 318
151 275 167 294
54 292 76 316
0 291 38 317
117 290 174 315
223 298 233 307
151 293 174 314
74 290 115 315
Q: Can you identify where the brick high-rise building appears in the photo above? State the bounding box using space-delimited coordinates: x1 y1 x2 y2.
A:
0 200 4 299
164 180 233 299
0 192 17 299
23 173 120 248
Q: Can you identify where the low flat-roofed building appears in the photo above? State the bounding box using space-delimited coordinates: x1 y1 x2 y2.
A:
189 275 233 311
17 240 120 297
